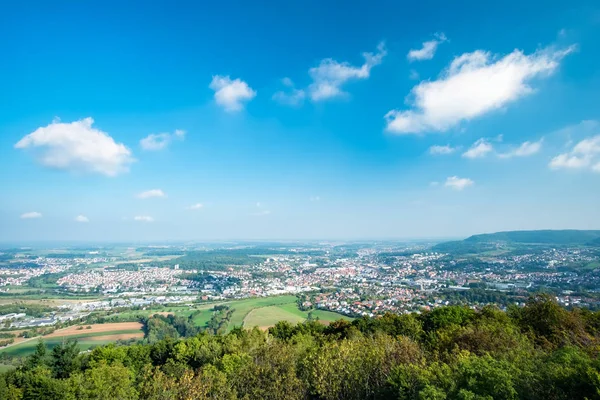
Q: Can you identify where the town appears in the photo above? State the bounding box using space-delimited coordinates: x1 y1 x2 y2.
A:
1 236 599 328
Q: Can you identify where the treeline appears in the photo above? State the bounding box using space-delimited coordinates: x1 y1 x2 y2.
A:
433 288 525 307
3 294 600 399
0 303 55 318
180 272 240 290
27 272 66 288
144 315 200 344
205 306 233 335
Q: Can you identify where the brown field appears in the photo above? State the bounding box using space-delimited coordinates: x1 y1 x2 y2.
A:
45 322 143 338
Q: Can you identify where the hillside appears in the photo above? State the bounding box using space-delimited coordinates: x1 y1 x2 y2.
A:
1 295 600 399
463 230 600 245
433 229 600 254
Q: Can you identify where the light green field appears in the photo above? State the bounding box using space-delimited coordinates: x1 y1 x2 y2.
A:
191 309 215 326
223 296 298 329
243 306 306 327
269 302 352 323
242 300 352 329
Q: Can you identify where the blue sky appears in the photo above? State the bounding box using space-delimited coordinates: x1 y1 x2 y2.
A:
1 0 600 242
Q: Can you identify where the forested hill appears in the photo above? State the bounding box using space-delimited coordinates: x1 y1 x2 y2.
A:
2 295 600 399
433 229 600 253
463 230 600 245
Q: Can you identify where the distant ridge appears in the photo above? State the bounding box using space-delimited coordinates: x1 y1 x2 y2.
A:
433 229 600 254
463 230 600 245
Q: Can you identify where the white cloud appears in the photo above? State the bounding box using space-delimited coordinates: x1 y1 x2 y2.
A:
273 78 306 107
308 42 386 101
429 144 457 155
386 45 576 134
137 189 166 199
429 181 440 187
573 135 600 155
174 129 186 139
140 133 170 151
140 130 186 151
407 33 447 61
549 135 600 171
21 212 42 219
15 117 134 176
134 216 154 222
188 203 203 210
310 196 321 202
549 153 590 169
498 139 543 158
75 215 89 223
444 176 474 190
463 139 494 159
409 70 420 80
209 75 256 112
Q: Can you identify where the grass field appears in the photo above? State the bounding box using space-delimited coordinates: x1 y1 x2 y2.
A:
0 337 133 357
222 296 298 329
191 308 216 326
243 302 352 329
0 322 144 357
243 306 306 328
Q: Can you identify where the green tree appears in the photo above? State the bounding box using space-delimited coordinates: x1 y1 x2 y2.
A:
49 339 80 379
71 361 137 400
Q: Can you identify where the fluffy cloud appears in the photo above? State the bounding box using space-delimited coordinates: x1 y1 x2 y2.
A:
429 145 457 155
140 133 170 151
444 176 474 190
463 139 493 159
407 33 447 61
272 78 306 106
308 42 386 101
140 129 186 151
15 117 134 176
75 215 89 223
21 212 42 219
498 139 543 158
137 189 166 199
134 216 154 222
386 45 576 134
550 135 600 172
209 75 256 112
188 203 203 210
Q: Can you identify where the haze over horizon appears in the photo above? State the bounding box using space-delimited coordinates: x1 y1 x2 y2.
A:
2 1 600 242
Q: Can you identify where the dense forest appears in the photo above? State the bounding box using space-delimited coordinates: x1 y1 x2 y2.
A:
2 294 600 399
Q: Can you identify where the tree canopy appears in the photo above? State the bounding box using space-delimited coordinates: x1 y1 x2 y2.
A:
2 295 600 399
